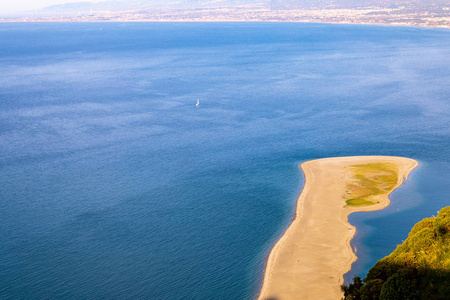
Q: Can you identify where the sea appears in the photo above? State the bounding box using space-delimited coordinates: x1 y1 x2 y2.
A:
0 22 449 299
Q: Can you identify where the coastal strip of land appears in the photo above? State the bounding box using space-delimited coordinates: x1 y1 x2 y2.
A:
2 8 449 28
258 156 418 300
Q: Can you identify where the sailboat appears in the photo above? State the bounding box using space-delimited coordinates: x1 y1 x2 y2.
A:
196 99 200 107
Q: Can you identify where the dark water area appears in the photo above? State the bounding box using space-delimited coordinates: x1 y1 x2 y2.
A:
0 22 449 299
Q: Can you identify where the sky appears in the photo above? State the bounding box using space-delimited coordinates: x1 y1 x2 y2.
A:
0 0 99 14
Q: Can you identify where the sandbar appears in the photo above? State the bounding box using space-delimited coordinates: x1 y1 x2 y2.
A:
258 156 418 300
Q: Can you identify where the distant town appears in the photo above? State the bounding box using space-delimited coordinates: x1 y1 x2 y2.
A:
1 2 449 28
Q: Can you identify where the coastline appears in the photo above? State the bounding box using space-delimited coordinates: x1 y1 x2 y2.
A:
0 20 448 30
258 156 418 300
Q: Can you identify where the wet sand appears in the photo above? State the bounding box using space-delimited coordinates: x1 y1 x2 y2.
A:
258 156 418 300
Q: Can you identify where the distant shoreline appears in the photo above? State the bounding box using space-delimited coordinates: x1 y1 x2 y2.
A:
0 17 450 29
0 20 449 30
257 156 418 300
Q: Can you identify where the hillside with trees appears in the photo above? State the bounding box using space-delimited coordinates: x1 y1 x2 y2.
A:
342 206 450 300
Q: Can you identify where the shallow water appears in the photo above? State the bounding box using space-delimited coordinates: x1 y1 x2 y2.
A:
0 22 449 299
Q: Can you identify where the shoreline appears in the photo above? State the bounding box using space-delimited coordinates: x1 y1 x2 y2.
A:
258 156 418 300
0 20 448 30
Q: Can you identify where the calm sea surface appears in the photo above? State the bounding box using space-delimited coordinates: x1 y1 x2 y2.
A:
0 22 449 299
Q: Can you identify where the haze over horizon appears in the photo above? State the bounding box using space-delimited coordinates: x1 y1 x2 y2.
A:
0 0 85 15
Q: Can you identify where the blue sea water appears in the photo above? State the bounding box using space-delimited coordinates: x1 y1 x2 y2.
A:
0 22 449 299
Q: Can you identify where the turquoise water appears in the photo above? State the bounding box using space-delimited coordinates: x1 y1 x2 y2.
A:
0 22 449 299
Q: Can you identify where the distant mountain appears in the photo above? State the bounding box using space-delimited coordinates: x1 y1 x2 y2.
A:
42 0 269 12
42 0 448 12
42 1 138 12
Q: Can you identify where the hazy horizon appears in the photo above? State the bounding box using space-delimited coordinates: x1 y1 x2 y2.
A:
0 0 81 15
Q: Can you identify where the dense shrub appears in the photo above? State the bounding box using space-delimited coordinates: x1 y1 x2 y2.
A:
409 217 434 237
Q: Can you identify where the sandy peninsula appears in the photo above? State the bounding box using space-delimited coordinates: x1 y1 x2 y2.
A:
258 156 418 300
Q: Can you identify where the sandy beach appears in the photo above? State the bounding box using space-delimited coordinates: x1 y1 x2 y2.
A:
258 156 418 300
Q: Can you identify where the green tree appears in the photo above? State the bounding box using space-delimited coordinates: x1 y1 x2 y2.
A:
341 276 363 300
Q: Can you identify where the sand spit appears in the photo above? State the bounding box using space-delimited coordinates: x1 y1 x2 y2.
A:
258 156 418 300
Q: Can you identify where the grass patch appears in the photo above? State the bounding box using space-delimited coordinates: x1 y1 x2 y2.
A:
344 162 399 207
346 198 378 206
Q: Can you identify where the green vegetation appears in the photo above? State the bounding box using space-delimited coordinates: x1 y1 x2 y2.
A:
344 162 399 207
341 206 450 300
